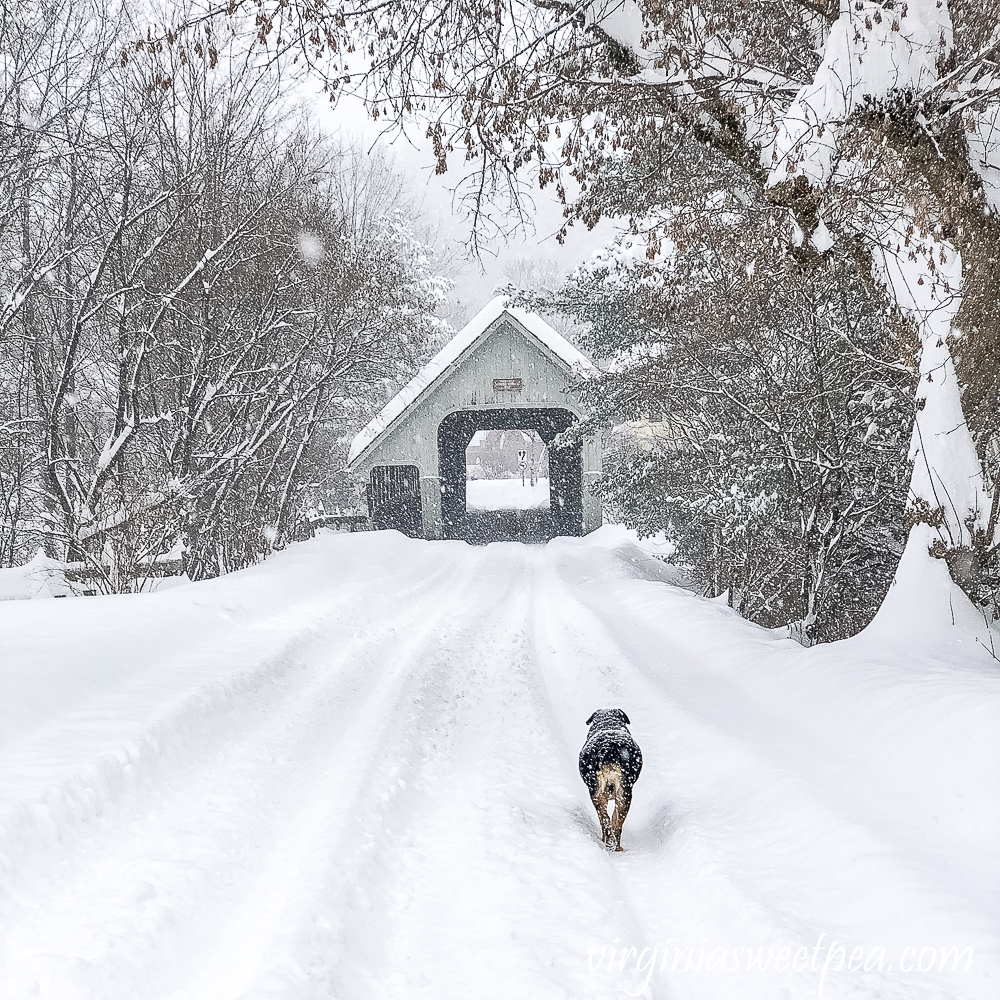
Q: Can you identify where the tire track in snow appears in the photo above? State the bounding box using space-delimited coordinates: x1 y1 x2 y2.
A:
194 543 538 999
532 552 821 1000
356 545 664 1000
0 543 485 1000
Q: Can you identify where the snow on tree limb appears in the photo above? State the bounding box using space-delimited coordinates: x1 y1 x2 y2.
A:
767 0 953 188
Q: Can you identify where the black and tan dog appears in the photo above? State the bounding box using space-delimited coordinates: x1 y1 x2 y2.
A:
579 709 642 851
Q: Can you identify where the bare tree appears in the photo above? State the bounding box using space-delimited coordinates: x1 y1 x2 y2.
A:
0 8 450 587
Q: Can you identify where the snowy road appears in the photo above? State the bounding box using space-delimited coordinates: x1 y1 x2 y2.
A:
1 530 997 1000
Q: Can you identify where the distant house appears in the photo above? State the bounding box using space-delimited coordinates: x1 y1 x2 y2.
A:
347 298 602 543
465 429 549 481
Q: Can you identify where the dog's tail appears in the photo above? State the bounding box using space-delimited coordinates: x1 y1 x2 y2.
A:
596 763 624 816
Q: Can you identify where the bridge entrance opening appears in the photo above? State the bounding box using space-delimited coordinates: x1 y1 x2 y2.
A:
465 429 550 513
439 408 582 543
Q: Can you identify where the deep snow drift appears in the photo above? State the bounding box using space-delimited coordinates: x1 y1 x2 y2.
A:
0 528 996 1000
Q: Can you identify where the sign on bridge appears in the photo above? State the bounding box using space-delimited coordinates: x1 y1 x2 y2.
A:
493 378 523 393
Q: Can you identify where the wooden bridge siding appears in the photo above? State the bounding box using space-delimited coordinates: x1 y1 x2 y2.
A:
355 318 602 538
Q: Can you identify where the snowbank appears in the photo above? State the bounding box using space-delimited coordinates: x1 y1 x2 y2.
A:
0 549 190 601
860 522 996 648
0 550 64 600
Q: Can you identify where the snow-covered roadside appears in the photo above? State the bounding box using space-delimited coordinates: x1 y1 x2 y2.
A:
0 528 996 999
0 549 191 600
466 477 551 510
0 552 69 600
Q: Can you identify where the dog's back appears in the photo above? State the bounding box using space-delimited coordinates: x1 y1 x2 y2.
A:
579 709 642 850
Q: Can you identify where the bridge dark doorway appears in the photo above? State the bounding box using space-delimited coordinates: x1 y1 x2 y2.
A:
368 465 422 536
438 408 582 543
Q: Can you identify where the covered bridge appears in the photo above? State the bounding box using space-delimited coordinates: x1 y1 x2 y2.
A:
347 298 602 543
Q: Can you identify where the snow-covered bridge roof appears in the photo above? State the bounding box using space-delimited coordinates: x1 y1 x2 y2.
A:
348 297 596 467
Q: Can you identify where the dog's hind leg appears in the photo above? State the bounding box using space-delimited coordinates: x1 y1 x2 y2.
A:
608 782 633 852
590 786 612 845
594 765 625 850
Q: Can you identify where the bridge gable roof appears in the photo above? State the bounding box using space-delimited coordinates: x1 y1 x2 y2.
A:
348 297 596 467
